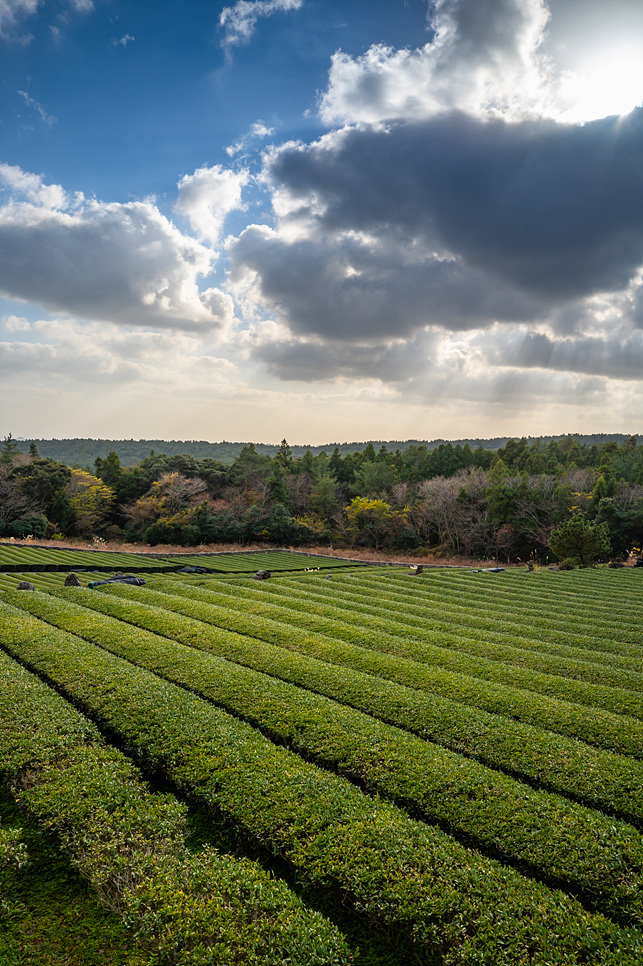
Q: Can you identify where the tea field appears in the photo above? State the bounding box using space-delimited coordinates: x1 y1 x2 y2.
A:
0 544 364 574
1 551 643 965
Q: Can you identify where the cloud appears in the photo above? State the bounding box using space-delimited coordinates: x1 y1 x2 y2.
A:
242 314 625 417
227 106 643 379
226 120 275 157
320 0 552 125
0 0 92 43
244 320 438 382
0 161 66 208
263 110 643 303
175 164 249 244
230 224 546 342
0 335 146 384
0 316 238 388
17 89 56 125
250 120 275 139
225 17 643 393
219 0 303 55
0 0 39 43
110 33 134 48
480 327 643 381
210 1 643 399
0 165 231 332
3 314 31 332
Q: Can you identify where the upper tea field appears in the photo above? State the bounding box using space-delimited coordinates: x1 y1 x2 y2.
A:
1 549 642 966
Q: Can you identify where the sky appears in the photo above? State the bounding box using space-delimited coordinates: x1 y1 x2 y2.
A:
1 0 642 446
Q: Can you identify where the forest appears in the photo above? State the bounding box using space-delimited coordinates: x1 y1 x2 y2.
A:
1 433 642 564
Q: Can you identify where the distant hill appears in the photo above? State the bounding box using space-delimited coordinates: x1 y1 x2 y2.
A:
11 433 639 468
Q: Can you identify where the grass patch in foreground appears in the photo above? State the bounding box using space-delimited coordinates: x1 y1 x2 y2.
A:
0 789 152 966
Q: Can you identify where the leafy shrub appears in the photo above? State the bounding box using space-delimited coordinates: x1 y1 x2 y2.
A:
7 512 48 538
549 513 611 565
0 642 352 966
558 557 580 570
2 598 641 964
0 826 28 870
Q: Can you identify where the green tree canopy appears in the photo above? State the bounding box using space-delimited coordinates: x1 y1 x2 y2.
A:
549 513 611 566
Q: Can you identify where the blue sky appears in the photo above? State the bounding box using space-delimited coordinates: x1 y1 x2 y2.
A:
1 0 642 444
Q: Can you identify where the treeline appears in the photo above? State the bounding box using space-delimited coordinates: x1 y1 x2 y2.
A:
1 433 642 563
10 433 637 468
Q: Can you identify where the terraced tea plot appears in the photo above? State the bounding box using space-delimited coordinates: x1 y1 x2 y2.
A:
0 545 173 573
1 564 642 965
0 544 365 574
163 550 367 572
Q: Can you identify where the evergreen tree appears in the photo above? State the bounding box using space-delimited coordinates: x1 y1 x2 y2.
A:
549 513 611 566
0 433 18 464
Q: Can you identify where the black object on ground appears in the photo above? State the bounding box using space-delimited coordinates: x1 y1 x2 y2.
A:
88 575 146 588
175 566 213 574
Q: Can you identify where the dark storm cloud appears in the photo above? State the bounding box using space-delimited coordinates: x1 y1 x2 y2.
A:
632 286 643 329
486 330 643 380
250 330 436 382
232 227 545 341
265 108 643 301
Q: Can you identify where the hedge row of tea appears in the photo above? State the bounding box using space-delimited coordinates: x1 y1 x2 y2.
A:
1 565 642 963
157 574 643 708
18 572 643 822
0 634 351 966
165 551 366 572
84 579 643 771
8 585 643 926
0 544 364 573
1 598 642 965
0 545 173 572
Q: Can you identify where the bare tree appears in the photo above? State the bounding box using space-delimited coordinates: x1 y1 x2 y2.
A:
614 481 643 510
413 476 462 549
455 467 492 556
514 474 559 550
390 482 409 509
286 472 312 515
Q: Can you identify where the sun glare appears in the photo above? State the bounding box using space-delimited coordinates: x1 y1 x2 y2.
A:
559 48 643 122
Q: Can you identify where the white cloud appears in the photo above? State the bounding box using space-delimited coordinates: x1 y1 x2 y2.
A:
3 314 31 332
249 120 275 139
175 164 249 244
0 0 39 42
219 0 303 54
226 120 275 157
319 0 552 125
0 0 92 43
110 33 134 48
0 316 238 389
17 89 56 125
1 314 634 442
0 161 67 208
0 165 232 332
